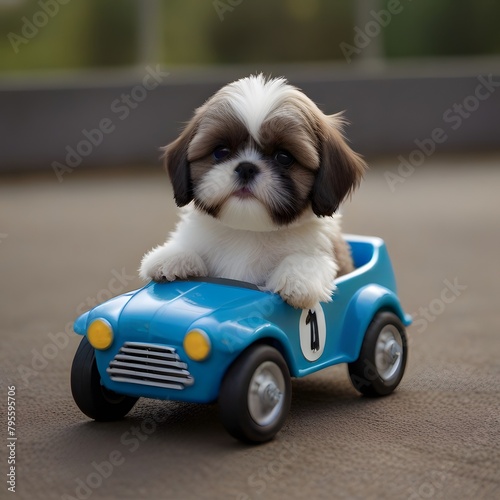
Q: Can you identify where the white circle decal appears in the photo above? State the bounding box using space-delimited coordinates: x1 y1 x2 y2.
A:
299 303 327 361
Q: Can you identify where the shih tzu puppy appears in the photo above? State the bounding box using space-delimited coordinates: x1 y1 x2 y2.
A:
140 74 366 310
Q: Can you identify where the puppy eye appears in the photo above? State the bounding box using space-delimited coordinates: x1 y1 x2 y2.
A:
213 146 231 161
274 150 294 167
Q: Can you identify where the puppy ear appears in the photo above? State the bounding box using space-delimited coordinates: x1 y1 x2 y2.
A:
162 116 200 207
311 114 367 216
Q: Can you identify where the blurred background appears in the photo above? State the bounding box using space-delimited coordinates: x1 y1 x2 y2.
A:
1 2 500 499
0 0 499 170
1 0 500 69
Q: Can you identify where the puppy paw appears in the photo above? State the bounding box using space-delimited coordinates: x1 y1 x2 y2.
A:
139 246 207 282
265 255 337 309
273 275 332 310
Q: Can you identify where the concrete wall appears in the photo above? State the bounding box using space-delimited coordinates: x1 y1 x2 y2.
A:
1 62 499 172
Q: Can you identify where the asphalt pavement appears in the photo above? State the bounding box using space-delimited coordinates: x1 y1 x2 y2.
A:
1 154 499 500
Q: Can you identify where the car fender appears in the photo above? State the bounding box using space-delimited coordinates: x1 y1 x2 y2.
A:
73 311 90 335
340 284 412 362
192 316 299 377
73 291 138 338
247 323 299 376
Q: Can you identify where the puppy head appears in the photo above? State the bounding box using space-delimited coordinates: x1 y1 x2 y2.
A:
163 74 366 231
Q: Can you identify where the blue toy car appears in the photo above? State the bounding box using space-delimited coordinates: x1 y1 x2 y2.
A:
71 235 411 443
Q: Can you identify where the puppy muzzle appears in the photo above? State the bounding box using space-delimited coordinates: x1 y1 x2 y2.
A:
235 162 260 185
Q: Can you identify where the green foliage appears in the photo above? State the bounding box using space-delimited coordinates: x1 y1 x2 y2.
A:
207 0 353 64
383 0 500 58
0 0 498 72
0 0 137 71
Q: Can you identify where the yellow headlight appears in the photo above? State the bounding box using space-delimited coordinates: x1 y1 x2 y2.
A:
87 319 114 350
183 329 211 361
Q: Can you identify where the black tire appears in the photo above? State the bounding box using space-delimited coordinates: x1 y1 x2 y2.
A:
71 337 138 421
348 311 407 397
219 344 291 443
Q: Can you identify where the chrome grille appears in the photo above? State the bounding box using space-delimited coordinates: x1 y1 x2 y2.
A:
106 342 194 390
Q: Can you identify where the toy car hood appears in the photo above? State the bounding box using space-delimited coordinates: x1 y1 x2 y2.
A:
74 278 284 346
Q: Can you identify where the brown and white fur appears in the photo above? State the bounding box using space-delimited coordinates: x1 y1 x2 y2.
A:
140 74 366 309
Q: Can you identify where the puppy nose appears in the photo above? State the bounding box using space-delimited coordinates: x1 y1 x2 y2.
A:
235 162 259 184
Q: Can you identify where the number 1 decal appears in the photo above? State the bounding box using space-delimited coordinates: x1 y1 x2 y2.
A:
306 310 320 351
299 304 326 361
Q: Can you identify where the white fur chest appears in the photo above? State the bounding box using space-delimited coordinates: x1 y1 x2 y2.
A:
173 205 336 287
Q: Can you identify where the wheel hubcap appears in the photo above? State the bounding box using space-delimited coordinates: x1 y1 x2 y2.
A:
248 361 285 426
375 325 403 382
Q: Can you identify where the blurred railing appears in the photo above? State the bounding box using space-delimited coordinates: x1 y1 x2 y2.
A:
0 58 499 174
